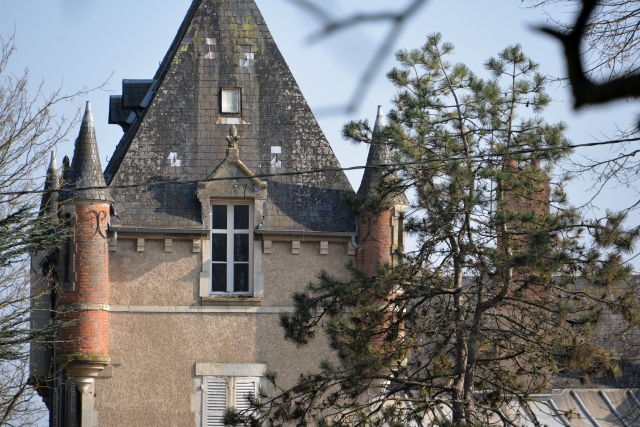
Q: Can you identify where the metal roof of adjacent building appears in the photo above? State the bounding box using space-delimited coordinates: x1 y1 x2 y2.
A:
408 389 640 427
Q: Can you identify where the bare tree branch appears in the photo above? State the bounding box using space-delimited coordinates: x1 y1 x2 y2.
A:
538 0 640 107
285 0 430 115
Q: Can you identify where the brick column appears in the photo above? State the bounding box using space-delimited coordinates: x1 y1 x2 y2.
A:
356 208 393 276
356 207 406 361
56 203 110 394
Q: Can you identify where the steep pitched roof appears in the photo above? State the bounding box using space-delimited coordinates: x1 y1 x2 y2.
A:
61 102 112 203
357 106 408 205
105 0 355 232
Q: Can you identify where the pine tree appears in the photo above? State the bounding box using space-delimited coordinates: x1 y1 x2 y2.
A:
232 34 640 427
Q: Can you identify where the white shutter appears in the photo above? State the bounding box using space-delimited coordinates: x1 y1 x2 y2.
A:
204 378 227 427
234 378 257 412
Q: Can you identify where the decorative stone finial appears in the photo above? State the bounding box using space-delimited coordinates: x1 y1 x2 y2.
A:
373 105 386 134
226 124 239 149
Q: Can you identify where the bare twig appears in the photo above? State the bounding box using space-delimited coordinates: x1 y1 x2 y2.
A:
285 0 430 115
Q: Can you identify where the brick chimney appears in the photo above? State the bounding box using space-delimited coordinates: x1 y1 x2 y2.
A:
502 158 551 253
56 102 112 423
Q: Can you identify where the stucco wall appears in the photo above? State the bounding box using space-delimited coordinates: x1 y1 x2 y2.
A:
109 238 353 307
99 239 351 426
262 240 353 306
96 313 334 426
109 238 200 306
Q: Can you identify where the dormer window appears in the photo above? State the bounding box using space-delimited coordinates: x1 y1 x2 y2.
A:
220 88 241 114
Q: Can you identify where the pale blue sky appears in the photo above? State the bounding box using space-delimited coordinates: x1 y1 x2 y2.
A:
1 0 637 225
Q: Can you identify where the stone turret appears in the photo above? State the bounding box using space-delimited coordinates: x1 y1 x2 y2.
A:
356 106 407 276
39 151 60 216
56 101 112 425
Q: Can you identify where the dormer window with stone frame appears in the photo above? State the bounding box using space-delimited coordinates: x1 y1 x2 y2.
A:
220 88 241 115
197 125 267 303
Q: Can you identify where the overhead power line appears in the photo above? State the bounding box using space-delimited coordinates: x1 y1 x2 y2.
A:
3 136 640 197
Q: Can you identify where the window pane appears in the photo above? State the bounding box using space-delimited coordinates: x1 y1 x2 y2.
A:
234 264 249 293
234 205 249 230
212 264 227 292
221 90 240 113
212 205 227 229
234 234 249 262
212 234 227 262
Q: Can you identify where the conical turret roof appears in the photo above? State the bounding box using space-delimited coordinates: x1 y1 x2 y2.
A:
39 151 60 215
357 106 408 205
60 102 113 203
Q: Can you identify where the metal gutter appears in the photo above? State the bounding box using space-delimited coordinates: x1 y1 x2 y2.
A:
109 226 209 235
254 229 356 237
110 227 356 237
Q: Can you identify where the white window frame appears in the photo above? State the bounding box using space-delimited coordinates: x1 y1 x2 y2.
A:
201 376 259 427
210 202 253 295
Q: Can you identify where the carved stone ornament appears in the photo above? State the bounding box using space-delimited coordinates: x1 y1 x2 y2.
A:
226 124 240 149
196 125 267 228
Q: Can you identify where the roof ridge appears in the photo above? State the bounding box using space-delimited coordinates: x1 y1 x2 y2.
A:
103 0 204 183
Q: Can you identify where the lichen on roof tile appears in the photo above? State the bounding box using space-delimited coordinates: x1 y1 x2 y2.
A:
103 0 355 232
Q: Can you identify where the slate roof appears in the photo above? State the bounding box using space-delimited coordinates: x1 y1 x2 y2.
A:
60 102 113 203
104 0 355 232
357 106 408 205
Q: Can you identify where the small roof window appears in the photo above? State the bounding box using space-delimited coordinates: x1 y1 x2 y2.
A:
221 89 240 114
